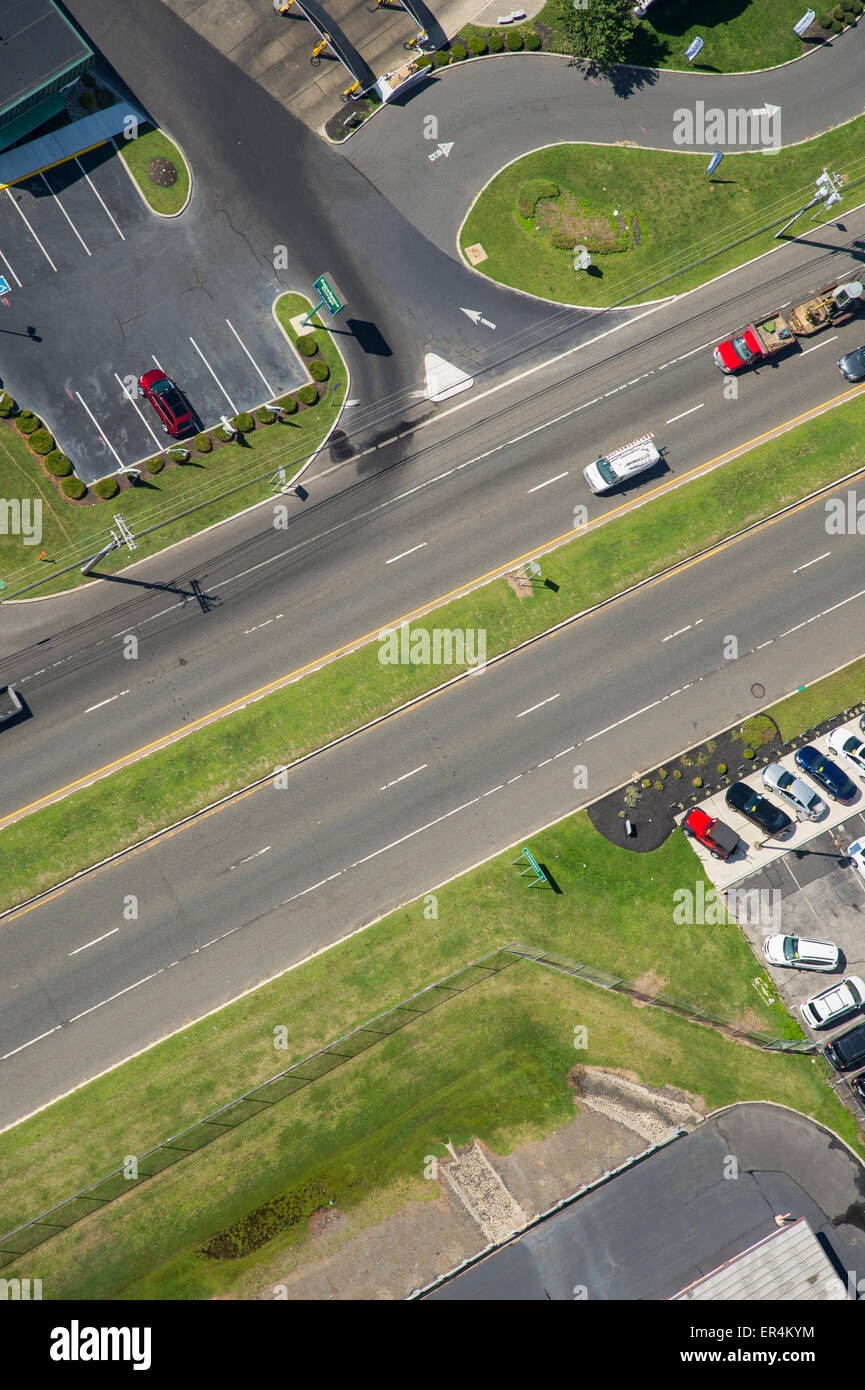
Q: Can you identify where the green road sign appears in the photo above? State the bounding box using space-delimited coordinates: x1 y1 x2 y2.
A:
313 273 345 316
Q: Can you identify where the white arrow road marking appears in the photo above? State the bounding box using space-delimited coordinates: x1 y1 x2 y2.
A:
460 307 496 329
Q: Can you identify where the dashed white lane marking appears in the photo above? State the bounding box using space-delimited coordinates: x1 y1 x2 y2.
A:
528 471 568 493
6 188 57 271
516 693 560 719
242 614 283 636
75 391 125 468
385 542 427 564
40 172 90 255
225 318 275 397
114 371 161 447
68 928 119 956
69 971 161 1023
798 336 839 357
666 403 704 425
84 690 128 713
230 846 271 870
2 1025 61 1059
380 763 427 791
189 336 238 413
583 684 696 743
662 619 703 642
0 242 21 287
76 158 125 239
792 551 831 574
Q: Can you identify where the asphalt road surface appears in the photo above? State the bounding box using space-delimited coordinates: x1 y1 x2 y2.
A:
1 213 863 821
3 474 865 1123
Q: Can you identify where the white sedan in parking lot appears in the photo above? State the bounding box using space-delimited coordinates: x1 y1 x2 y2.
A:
827 727 865 779
763 935 841 972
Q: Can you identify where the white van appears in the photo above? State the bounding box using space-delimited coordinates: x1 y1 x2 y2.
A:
582 433 661 495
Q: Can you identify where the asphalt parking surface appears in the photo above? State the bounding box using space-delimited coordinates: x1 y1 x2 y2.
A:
0 142 305 481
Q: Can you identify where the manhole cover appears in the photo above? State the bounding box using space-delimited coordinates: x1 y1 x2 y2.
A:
147 157 177 188
751 682 766 699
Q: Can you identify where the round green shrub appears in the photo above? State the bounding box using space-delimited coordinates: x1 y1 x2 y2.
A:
487 31 504 52
641 779 651 789
297 384 319 406
29 428 55 454
468 35 487 54
692 777 703 788
214 425 233 443
433 49 450 66
653 781 663 791
743 748 755 760
658 769 667 780
451 43 467 60
166 446 189 463
415 53 434 69
506 29 524 50
194 432 213 453
525 30 541 49
44 450 72 477
309 359 330 382
146 456 165 474
93 477 119 500
717 763 727 775
297 335 318 357
61 476 86 500
840 0 854 12
17 411 41 434
0 392 14 417
255 407 275 425
277 394 298 414
831 16 844 28
231 412 255 433
672 769 682 780
853 1 863 14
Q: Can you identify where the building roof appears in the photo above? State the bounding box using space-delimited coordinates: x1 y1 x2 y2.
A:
0 0 92 120
672 1219 850 1301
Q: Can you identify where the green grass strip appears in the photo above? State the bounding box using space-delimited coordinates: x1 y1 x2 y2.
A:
117 125 190 217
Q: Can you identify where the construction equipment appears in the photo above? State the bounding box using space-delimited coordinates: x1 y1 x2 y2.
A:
787 280 864 336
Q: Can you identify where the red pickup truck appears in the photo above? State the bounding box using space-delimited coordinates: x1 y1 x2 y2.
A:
681 807 739 860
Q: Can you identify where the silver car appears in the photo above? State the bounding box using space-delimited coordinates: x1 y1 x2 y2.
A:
827 726 865 779
761 763 826 821
801 976 865 1031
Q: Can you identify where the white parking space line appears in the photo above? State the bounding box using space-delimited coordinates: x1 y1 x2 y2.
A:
0 244 21 287
793 551 831 574
225 318 275 397
528 471 568 493
380 764 428 791
114 372 161 447
40 172 90 255
68 928 119 957
189 336 237 413
666 403 704 424
85 690 129 713
75 391 125 469
516 693 560 719
151 354 165 373
75 158 125 239
385 542 427 564
5 189 57 271
798 336 838 356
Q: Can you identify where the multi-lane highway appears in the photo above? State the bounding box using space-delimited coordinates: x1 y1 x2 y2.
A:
1 214 863 820
3 469 865 1125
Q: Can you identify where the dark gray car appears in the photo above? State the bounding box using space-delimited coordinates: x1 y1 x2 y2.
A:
837 345 865 382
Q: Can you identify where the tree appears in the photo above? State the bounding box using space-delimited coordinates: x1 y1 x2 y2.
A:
554 0 636 70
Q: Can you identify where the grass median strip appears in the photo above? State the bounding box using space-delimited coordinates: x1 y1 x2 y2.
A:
2 810 853 1299
3 389 865 909
0 295 346 599
459 116 865 307
117 125 190 217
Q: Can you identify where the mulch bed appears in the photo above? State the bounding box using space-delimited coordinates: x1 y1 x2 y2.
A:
588 695 865 853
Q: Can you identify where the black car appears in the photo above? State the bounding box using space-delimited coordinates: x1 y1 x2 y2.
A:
794 746 857 804
851 1073 865 1104
725 781 793 837
837 345 865 383
825 1021 865 1072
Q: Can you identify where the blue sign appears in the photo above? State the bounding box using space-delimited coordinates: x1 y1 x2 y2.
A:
0 277 11 295
793 9 815 34
706 152 724 176
684 36 704 61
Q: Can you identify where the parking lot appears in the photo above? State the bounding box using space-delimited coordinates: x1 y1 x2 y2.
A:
0 141 304 481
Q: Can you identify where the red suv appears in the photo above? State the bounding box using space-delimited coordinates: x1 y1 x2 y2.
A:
681 807 739 860
138 370 195 436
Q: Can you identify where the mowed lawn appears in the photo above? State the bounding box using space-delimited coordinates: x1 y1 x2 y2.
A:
460 117 865 306
1 811 851 1301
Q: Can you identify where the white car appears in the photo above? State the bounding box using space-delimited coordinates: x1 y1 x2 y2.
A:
847 837 865 881
582 433 661 495
762 935 841 973
800 976 865 1031
760 763 826 821
827 727 865 779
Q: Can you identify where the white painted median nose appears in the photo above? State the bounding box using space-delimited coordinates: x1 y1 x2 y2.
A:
424 352 473 402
